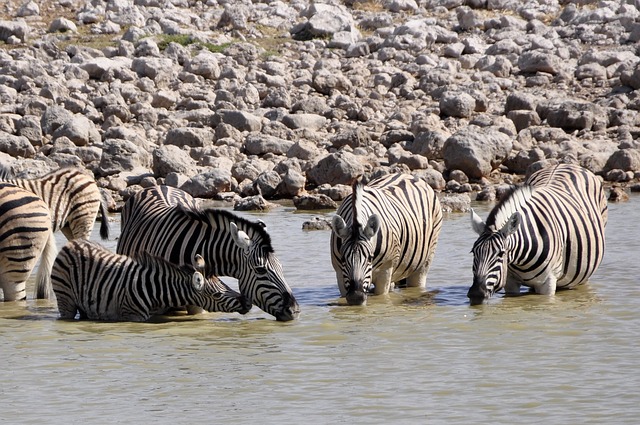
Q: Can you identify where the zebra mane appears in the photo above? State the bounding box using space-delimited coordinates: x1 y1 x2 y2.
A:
485 185 535 230
176 204 274 253
351 178 367 237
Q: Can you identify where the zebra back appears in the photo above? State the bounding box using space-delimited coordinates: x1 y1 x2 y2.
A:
117 186 299 321
0 166 110 241
52 240 250 321
331 173 443 304
0 183 56 301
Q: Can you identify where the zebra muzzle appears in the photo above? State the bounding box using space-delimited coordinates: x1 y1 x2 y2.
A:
467 278 489 303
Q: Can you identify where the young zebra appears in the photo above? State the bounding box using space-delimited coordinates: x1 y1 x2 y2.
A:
330 173 443 305
51 240 251 322
117 185 300 321
0 166 110 241
0 183 57 301
468 163 607 303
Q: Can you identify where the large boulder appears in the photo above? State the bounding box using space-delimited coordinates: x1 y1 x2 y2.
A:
152 145 197 177
181 169 235 198
442 126 513 179
98 138 152 176
307 151 365 186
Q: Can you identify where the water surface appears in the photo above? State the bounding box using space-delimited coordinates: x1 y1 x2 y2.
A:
1 196 638 424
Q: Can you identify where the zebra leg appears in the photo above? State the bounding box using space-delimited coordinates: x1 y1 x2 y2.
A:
535 276 558 295
405 268 428 289
1 281 27 301
372 268 393 295
56 298 79 319
504 278 522 296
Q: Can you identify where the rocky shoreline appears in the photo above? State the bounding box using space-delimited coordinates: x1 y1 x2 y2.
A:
0 0 639 213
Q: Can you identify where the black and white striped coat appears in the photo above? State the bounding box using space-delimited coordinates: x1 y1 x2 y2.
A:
468 163 607 301
52 240 251 322
330 173 443 305
0 167 109 241
117 186 300 321
0 183 56 301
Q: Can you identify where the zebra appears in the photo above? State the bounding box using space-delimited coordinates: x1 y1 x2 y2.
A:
0 183 57 301
51 239 252 322
330 172 443 305
468 163 607 303
0 166 110 241
117 185 300 321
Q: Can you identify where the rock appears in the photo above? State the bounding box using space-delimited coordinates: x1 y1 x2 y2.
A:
443 126 513 180
165 127 214 148
439 91 476 118
253 170 281 199
307 151 365 186
281 113 327 131
608 186 629 202
214 109 262 132
98 138 152 176
152 145 197 178
301 217 332 230
518 50 563 75
278 168 306 198
0 20 29 42
0 133 35 158
181 169 235 198
52 115 101 146
234 195 278 211
244 134 294 156
440 193 472 213
293 194 338 210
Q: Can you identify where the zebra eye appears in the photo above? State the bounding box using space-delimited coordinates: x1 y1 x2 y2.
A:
255 266 268 275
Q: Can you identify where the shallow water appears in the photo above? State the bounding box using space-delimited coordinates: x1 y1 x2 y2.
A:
1 195 639 424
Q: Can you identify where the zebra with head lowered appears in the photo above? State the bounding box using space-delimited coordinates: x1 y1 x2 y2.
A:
0 183 57 301
117 185 300 321
52 240 251 322
468 163 607 303
330 173 443 305
0 166 110 241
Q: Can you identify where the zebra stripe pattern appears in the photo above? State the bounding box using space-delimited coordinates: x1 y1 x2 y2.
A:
468 163 607 302
330 173 443 305
0 183 57 301
52 239 251 322
117 185 300 321
0 166 110 241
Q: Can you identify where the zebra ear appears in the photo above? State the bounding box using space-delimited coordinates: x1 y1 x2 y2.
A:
192 272 205 292
230 222 251 251
331 215 350 240
500 212 521 236
362 214 380 239
470 209 485 235
194 254 205 273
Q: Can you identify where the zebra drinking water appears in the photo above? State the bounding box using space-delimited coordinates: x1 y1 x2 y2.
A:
468 163 607 303
0 183 56 301
51 240 251 321
330 173 443 305
0 166 110 241
117 185 300 321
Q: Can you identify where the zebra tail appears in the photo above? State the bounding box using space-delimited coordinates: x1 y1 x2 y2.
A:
35 230 57 299
99 197 110 240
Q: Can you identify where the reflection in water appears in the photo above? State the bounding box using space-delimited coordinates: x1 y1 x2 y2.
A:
0 198 639 423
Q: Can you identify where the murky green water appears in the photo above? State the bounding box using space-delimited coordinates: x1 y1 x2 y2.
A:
0 196 638 424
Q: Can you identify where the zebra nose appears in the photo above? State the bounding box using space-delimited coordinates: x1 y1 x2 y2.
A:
345 285 367 306
467 279 488 302
274 292 300 322
238 295 252 315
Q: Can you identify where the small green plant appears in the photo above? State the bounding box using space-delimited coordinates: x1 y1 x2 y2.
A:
201 41 231 53
157 34 194 50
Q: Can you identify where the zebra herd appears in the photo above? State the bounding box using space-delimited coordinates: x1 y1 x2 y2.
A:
0 162 609 321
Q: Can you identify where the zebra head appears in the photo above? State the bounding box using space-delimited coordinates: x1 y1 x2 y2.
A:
468 210 521 303
229 222 300 321
331 213 381 306
190 254 252 315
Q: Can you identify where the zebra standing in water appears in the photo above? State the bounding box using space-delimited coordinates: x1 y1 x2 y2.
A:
330 173 443 305
0 166 110 241
52 240 251 321
117 185 300 321
0 183 56 301
468 163 607 303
